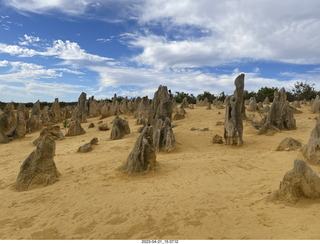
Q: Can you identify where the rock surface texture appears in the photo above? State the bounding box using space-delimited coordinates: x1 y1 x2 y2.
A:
276 137 302 151
224 73 245 146
65 119 86 136
273 158 320 203
259 88 296 135
121 126 156 174
302 116 320 164
15 136 61 191
78 137 99 153
33 125 65 146
110 116 130 140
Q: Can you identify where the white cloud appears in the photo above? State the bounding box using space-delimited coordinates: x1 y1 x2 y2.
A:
4 0 144 17
90 64 296 98
96 38 112 43
0 82 86 102
0 60 85 83
0 43 39 57
4 0 90 15
0 61 60 82
18 34 40 46
129 0 320 68
3 0 320 102
53 68 84 75
0 60 9 67
0 39 112 63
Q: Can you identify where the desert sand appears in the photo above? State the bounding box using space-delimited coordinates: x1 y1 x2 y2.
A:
0 104 319 240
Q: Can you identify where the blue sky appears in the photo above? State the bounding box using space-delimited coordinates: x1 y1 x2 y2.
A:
1 0 320 102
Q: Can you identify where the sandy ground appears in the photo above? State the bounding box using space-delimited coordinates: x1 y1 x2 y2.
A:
1 104 320 240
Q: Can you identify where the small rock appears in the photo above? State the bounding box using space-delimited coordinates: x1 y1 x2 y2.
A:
98 123 109 131
212 134 223 144
78 137 99 153
200 128 209 131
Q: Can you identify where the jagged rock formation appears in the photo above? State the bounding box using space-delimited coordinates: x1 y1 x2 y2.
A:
207 102 212 110
1 103 26 141
152 117 175 152
276 137 302 151
259 88 296 135
224 74 245 146
26 115 43 133
0 103 16 134
110 116 130 140
88 96 100 118
272 158 320 203
33 125 65 146
312 95 320 113
120 97 130 114
77 137 99 153
173 107 185 120
216 101 224 109
302 116 320 164
132 97 142 112
51 98 62 123
15 136 61 191
181 97 189 109
31 100 41 117
41 106 54 125
148 85 172 125
263 97 270 105
142 86 176 152
73 92 87 123
109 94 120 116
99 102 110 119
121 126 156 174
247 97 258 111
196 98 209 106
61 106 72 120
65 119 86 136
6 116 26 140
136 96 150 125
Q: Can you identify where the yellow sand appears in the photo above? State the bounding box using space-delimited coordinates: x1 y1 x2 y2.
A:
0 104 320 240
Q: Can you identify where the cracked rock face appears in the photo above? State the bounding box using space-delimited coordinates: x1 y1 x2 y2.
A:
259 88 296 135
224 73 245 146
148 85 172 125
272 158 320 203
121 126 156 174
276 137 302 151
110 116 130 140
33 125 65 146
302 116 320 164
65 119 86 137
15 136 61 191
72 92 88 123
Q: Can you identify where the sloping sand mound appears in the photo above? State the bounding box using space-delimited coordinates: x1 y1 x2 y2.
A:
0 105 319 239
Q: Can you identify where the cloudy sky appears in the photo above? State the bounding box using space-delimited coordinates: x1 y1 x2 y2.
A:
1 0 320 102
